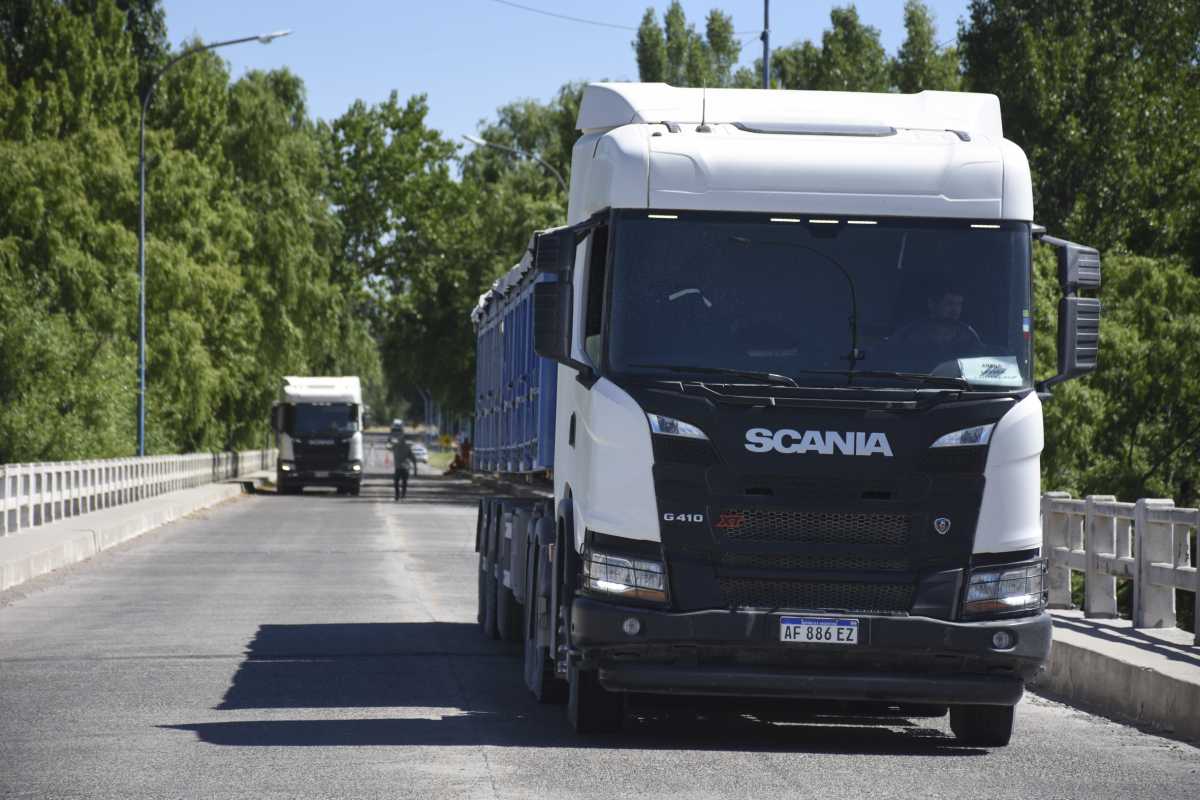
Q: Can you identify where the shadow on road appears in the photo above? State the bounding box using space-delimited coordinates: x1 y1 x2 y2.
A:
163 621 985 756
257 474 491 507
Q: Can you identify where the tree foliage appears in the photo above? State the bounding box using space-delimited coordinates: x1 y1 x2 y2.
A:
633 2 742 87
0 0 377 461
961 0 1200 270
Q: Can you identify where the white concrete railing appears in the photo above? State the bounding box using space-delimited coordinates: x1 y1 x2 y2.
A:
1043 492 1199 645
0 449 276 537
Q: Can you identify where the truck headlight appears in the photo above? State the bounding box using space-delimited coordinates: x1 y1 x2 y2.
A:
648 414 708 440
962 561 1046 618
351 462 362 472
279 461 294 472
583 548 668 604
930 423 994 448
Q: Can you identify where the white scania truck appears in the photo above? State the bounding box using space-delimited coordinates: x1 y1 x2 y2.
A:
472 83 1101 745
270 376 364 495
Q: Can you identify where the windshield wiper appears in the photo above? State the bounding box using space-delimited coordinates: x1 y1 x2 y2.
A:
730 367 966 390
731 235 864 369
629 363 799 388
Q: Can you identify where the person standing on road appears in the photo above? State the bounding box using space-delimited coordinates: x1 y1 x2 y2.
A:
390 431 418 500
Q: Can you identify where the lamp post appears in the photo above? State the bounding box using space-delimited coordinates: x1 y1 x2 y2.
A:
462 134 568 194
136 30 292 456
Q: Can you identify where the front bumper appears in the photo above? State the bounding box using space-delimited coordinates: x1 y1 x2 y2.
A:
571 595 1050 706
278 462 362 486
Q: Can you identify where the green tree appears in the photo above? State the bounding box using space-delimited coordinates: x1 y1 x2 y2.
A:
632 2 741 87
960 0 1200 269
1034 249 1200 505
769 6 890 92
893 0 960 92
0 0 379 460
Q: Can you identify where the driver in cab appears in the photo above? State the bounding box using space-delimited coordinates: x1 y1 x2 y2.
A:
890 279 983 354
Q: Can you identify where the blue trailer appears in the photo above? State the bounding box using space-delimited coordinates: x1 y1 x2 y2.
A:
471 242 558 475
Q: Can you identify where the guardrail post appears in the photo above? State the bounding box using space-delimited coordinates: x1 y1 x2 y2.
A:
1134 498 1176 629
0 464 8 536
1084 495 1118 618
1043 492 1073 609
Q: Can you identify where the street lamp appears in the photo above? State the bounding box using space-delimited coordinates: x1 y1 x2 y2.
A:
137 30 291 456
462 134 568 194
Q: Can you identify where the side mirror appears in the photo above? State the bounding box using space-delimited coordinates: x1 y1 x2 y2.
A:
1056 296 1101 379
531 218 603 380
269 404 282 433
533 278 572 362
533 226 577 275
1041 235 1101 291
1036 233 1102 393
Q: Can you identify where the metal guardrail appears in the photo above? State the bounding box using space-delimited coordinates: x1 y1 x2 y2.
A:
1043 492 1199 645
0 449 276 537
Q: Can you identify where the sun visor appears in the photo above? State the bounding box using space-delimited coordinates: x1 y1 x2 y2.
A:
647 128 1004 218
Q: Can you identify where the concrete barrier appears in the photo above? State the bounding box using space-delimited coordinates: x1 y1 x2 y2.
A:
1032 611 1200 743
0 479 255 592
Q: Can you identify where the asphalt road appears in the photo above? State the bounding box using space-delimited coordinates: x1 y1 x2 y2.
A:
1 470 1196 799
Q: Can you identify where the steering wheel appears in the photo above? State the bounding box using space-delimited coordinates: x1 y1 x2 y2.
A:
892 318 984 349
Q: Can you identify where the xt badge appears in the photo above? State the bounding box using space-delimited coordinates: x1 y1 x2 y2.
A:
933 517 952 536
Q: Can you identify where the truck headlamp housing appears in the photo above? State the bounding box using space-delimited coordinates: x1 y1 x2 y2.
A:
351 462 362 472
583 548 668 604
647 414 708 440
962 561 1046 618
279 461 294 472
930 423 994 448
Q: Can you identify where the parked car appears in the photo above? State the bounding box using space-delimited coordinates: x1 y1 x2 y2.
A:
410 443 428 463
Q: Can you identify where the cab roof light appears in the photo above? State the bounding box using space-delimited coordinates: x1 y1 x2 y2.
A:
847 220 877 225
769 217 801 223
971 223 1001 229
648 213 678 220
808 218 840 224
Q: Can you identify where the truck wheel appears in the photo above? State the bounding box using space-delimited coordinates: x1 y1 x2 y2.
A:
949 704 1014 747
496 573 521 642
478 552 498 639
524 543 565 704
567 661 622 733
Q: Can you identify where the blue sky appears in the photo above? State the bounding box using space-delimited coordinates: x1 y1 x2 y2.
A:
162 0 971 145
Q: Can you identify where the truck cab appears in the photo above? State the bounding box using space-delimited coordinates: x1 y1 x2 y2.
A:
271 376 364 496
476 83 1101 745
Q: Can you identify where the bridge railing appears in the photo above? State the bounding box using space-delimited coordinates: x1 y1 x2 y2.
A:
1043 492 1199 645
0 449 276 537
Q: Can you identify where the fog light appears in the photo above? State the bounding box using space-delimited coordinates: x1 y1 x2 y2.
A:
622 617 641 636
992 631 1015 650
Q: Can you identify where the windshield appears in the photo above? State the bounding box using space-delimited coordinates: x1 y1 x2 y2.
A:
290 403 358 436
605 212 1032 390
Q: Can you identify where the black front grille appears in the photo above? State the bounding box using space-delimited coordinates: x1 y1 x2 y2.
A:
294 441 350 469
715 509 911 545
718 578 913 614
720 552 908 572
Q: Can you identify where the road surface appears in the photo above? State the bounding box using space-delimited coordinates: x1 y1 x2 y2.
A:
1 470 1196 798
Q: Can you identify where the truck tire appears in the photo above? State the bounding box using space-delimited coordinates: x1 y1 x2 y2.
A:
524 542 565 704
567 660 622 733
496 573 521 642
495 505 521 642
949 704 1014 747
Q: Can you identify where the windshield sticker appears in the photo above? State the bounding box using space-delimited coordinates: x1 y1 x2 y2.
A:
958 356 1022 386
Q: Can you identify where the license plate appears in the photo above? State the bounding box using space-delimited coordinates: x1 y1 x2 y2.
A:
313 471 330 478
779 616 859 645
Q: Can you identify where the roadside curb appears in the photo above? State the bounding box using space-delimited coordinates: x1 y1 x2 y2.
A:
0 478 264 592
1031 614 1200 744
